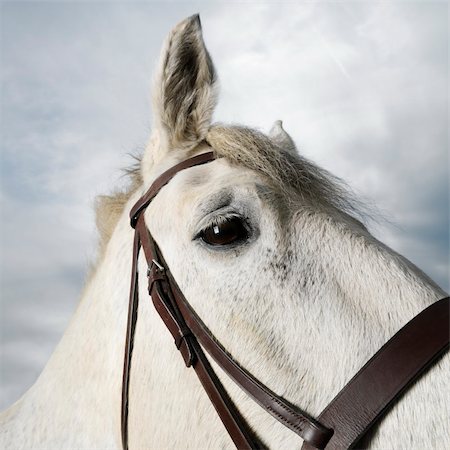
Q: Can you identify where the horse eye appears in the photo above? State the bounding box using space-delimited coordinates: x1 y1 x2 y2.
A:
200 217 249 246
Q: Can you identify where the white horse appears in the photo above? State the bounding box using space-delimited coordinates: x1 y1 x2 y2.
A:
1 14 448 450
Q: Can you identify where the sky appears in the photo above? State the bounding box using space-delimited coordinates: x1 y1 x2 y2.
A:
0 1 448 409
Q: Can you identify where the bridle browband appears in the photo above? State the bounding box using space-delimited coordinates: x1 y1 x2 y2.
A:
121 151 449 450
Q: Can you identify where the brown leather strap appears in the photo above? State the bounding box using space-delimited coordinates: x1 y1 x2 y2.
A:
121 230 141 450
301 296 450 450
130 151 216 228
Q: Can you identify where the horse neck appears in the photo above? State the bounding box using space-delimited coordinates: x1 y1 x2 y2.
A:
0 194 138 450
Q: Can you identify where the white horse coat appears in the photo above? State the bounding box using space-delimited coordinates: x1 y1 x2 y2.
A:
1 14 448 450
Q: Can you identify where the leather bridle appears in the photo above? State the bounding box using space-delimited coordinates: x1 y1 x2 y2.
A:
121 150 449 450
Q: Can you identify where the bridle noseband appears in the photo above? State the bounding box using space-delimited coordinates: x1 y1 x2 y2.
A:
121 151 449 450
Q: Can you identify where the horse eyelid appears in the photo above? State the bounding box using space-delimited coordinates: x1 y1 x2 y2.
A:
192 213 248 241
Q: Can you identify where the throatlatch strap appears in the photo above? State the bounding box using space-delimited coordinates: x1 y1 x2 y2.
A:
121 230 141 450
301 296 450 450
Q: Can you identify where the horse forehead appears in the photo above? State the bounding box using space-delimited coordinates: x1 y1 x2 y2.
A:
169 158 260 198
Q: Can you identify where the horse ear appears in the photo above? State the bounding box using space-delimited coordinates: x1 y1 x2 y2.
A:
269 120 297 155
151 14 218 159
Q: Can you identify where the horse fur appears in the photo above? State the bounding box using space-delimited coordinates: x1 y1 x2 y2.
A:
1 14 448 450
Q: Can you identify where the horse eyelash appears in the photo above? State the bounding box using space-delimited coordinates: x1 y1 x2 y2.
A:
194 213 248 240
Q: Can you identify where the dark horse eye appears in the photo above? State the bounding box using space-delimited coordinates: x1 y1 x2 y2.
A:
200 217 249 246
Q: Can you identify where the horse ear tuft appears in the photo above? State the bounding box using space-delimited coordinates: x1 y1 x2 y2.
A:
269 120 297 155
151 14 218 158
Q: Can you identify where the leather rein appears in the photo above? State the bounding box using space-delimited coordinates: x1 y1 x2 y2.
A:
121 151 449 450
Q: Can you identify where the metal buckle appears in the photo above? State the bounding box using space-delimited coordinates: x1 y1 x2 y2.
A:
147 259 165 277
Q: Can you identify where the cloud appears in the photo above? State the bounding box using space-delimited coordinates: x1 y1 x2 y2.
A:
0 2 448 409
